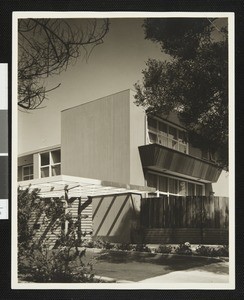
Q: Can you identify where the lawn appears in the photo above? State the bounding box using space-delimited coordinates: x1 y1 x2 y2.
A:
85 249 228 282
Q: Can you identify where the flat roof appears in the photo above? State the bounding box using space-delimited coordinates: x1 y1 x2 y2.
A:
18 175 155 198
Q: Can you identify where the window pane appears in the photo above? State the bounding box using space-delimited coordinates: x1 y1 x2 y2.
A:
178 130 187 143
159 176 167 192
52 164 61 176
169 178 178 194
179 144 187 153
168 139 178 150
41 152 49 166
196 185 203 196
202 148 209 160
30 165 33 174
23 174 34 181
149 132 157 143
158 122 167 135
23 166 29 176
169 126 177 139
158 135 168 147
52 150 61 164
148 117 157 131
188 183 195 196
179 181 186 196
41 166 49 178
147 173 157 189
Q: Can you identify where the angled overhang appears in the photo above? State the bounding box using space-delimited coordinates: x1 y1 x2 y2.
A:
18 175 155 198
139 144 222 183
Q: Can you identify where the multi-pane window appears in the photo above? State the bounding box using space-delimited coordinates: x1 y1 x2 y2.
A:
147 172 205 197
22 164 34 181
40 149 61 178
147 116 188 154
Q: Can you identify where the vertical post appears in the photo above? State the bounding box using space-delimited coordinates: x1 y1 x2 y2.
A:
64 188 69 235
200 196 204 244
77 197 82 245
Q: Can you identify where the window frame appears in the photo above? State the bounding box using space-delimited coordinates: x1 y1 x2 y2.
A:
39 149 61 178
22 164 34 181
147 171 205 197
147 116 189 154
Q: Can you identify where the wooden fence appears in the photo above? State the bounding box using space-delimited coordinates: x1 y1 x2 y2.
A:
141 196 229 244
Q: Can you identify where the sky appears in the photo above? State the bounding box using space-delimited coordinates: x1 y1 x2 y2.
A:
18 18 166 154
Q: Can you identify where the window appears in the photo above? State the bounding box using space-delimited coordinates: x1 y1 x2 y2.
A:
40 149 61 178
147 172 205 197
196 184 203 196
188 182 195 196
168 178 179 194
147 117 188 153
22 165 33 181
158 176 167 192
147 173 157 189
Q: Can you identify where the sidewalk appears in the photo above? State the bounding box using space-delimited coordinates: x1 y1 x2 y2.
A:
138 261 229 283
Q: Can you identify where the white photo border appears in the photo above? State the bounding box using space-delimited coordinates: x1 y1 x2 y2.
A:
12 11 235 290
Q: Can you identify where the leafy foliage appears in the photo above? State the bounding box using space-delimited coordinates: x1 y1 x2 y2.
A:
135 18 228 168
195 245 229 257
18 188 96 283
175 242 192 255
156 244 172 254
18 18 109 110
133 244 151 253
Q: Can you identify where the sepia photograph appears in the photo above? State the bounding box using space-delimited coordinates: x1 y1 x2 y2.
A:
12 12 235 289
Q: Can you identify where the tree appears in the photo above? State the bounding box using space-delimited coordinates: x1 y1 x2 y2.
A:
135 18 228 168
18 18 109 110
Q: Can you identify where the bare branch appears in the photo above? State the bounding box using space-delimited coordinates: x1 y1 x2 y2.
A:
18 18 110 110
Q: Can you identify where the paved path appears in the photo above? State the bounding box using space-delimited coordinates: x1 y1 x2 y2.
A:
138 261 229 283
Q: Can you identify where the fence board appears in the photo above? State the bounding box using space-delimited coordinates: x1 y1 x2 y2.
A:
141 196 229 229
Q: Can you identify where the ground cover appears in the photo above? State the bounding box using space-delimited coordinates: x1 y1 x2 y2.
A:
85 249 228 282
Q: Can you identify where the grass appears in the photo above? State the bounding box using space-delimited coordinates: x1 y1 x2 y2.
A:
85 249 228 282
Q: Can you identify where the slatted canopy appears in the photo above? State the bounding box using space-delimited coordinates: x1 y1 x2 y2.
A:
18 175 155 198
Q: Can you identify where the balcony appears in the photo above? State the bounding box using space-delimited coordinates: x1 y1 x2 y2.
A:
138 144 222 183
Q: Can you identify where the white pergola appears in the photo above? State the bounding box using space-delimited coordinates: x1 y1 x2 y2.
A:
18 175 155 198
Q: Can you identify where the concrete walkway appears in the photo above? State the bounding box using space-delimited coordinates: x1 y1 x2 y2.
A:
138 261 229 283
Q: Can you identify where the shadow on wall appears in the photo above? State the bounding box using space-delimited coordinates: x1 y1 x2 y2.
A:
92 193 143 244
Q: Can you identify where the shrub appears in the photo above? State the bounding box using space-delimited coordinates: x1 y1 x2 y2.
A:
156 244 172 254
133 244 151 253
20 239 95 283
83 239 115 250
83 239 96 248
102 241 115 250
18 188 97 283
214 245 229 257
195 245 229 257
115 243 133 251
175 242 192 255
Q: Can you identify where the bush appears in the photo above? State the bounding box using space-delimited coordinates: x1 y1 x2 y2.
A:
133 244 151 253
115 243 133 251
214 245 229 257
156 244 172 254
175 242 192 255
195 245 229 257
195 245 212 256
18 188 97 283
20 240 95 283
83 239 115 250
